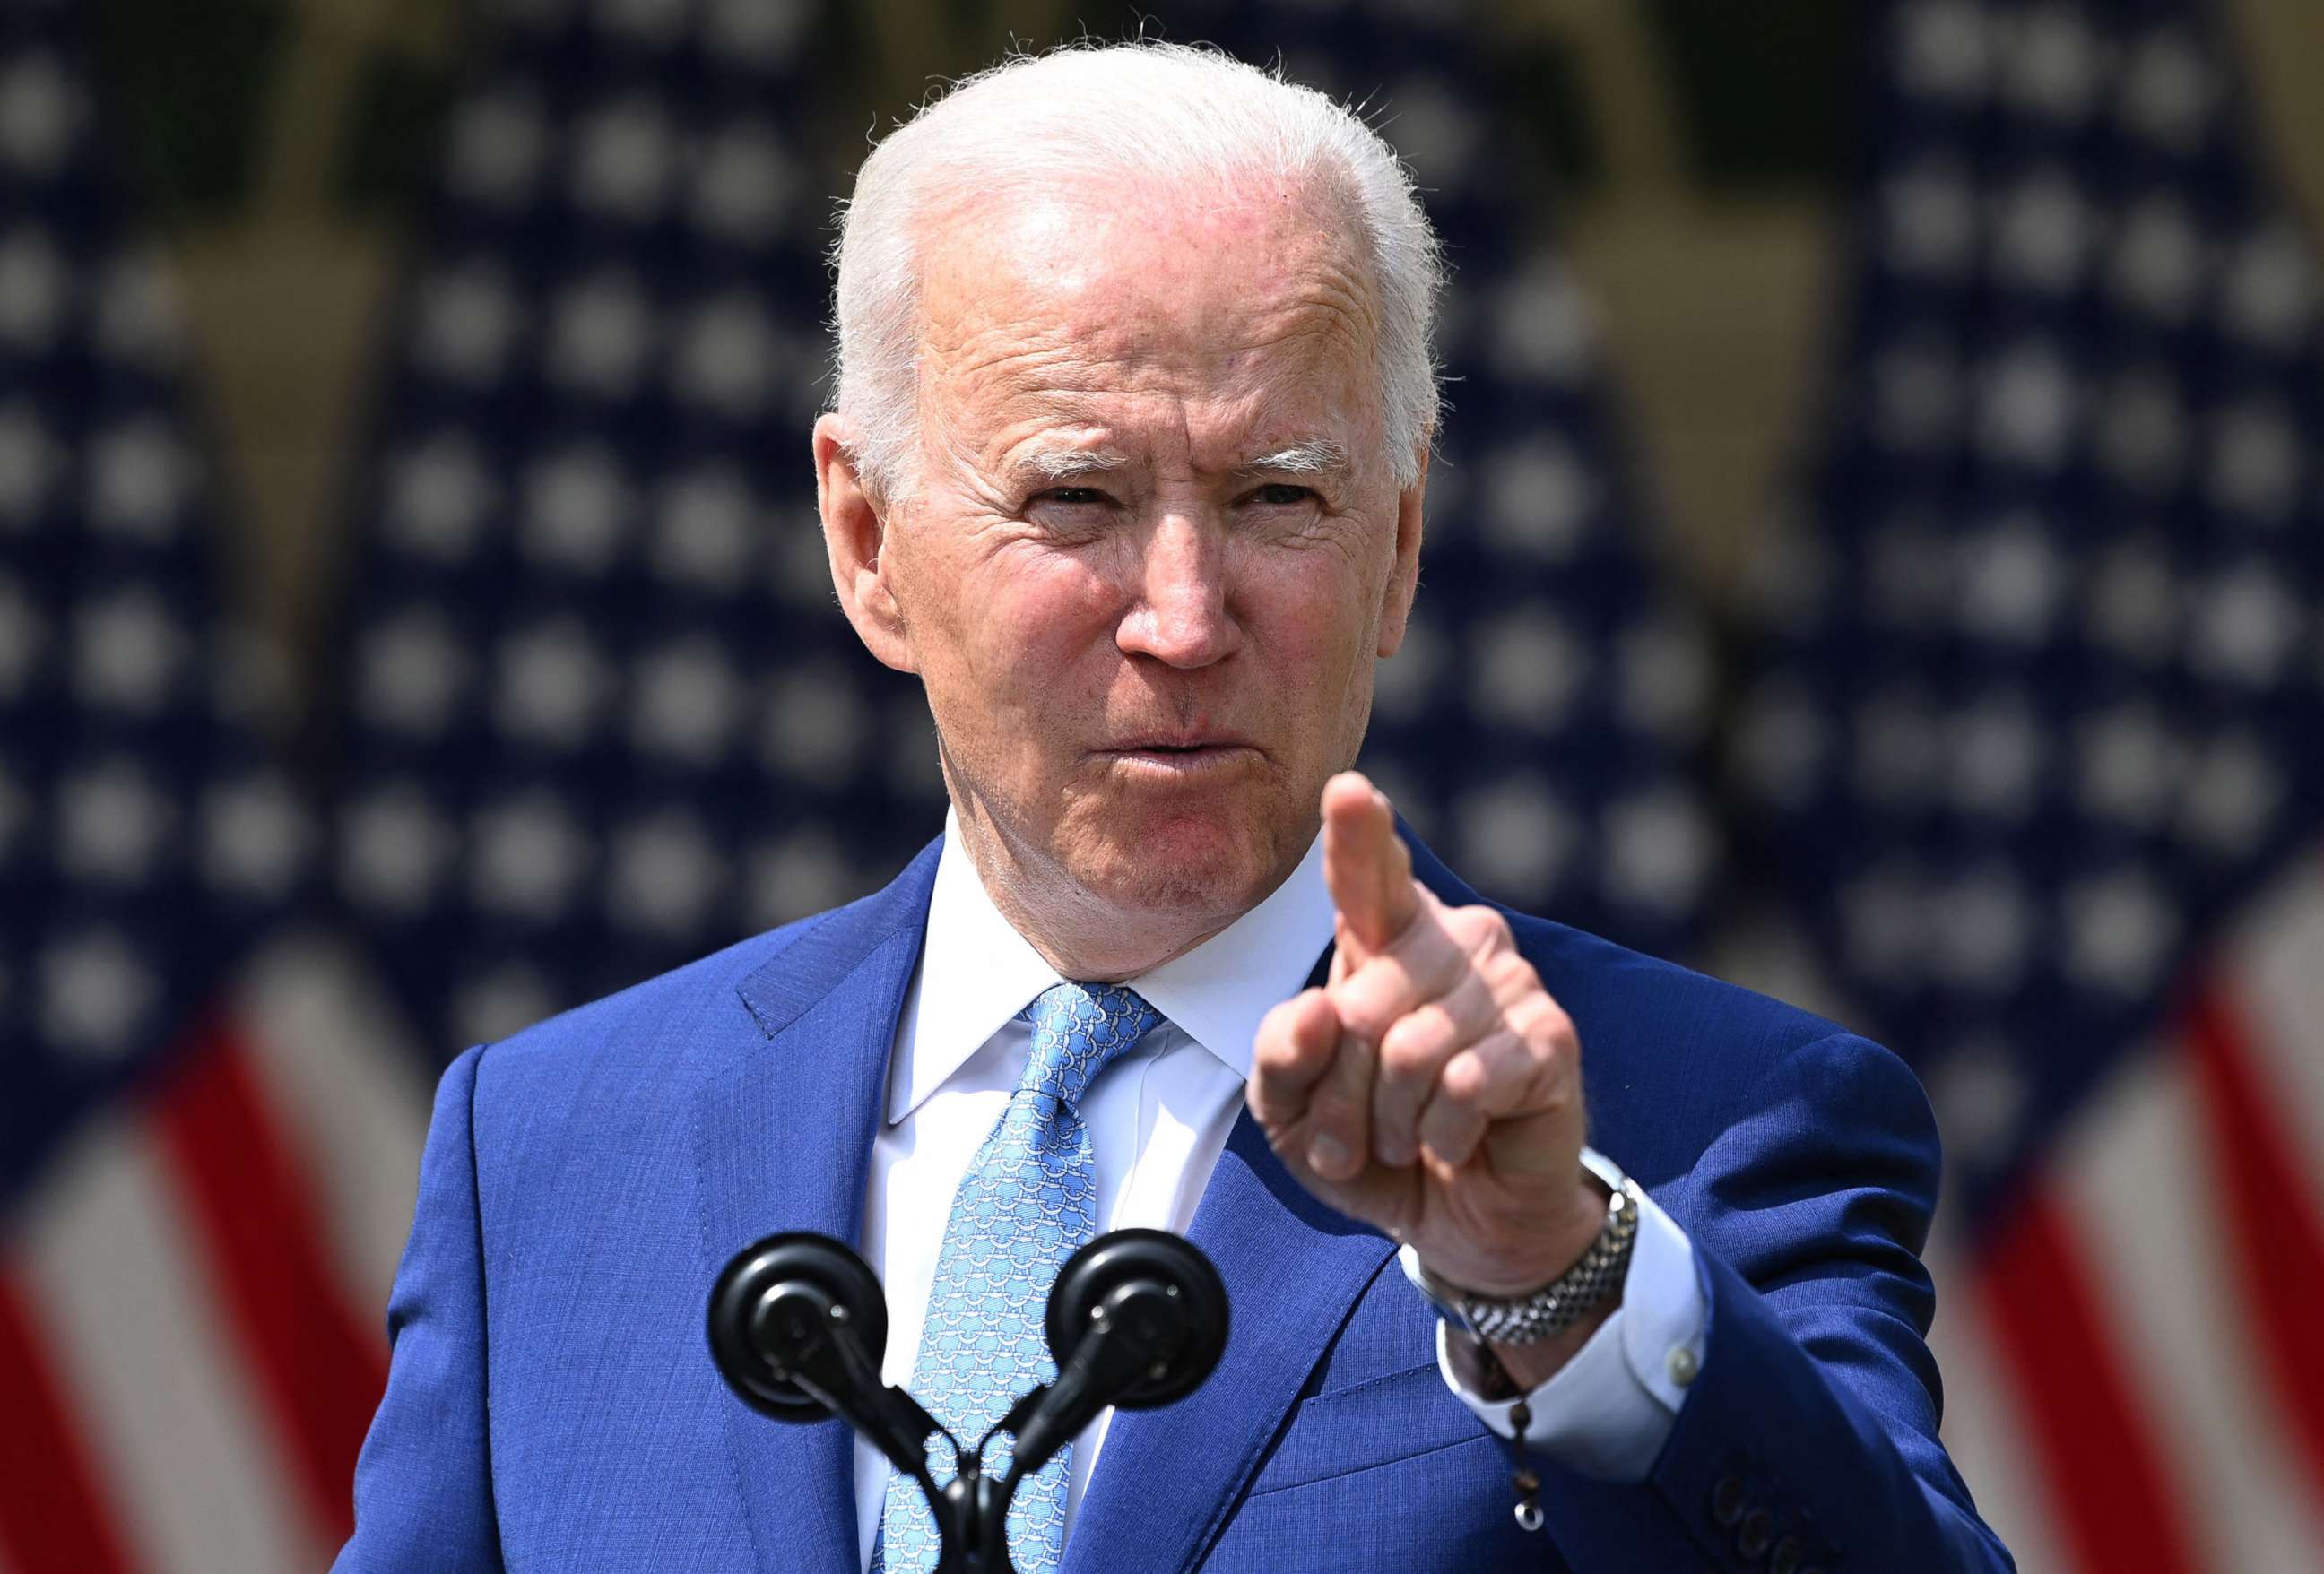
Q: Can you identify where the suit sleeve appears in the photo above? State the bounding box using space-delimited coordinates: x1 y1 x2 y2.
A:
1530 1029 2016 1573
1416 1183 1704 1479
334 1045 506 1574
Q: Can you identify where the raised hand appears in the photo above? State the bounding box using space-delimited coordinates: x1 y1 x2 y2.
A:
1249 772 1604 1311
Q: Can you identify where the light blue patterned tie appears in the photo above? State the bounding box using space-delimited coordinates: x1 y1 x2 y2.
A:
875 982 1161 1574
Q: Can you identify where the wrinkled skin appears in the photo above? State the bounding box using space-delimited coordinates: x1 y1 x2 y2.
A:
817 178 1425 978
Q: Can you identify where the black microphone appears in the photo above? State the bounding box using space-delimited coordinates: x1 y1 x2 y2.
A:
706 1232 963 1509
707 1227 1227 1574
997 1228 1229 1487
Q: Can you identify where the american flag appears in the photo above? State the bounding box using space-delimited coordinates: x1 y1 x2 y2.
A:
0 0 1717 1562
1739 1 2324 1568
326 0 1721 1063
0 3 428 1570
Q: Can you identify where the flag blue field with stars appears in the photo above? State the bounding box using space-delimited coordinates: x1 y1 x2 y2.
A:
324 0 925 1056
0 0 313 1214
1737 3 2324 1568
1740 0 2324 1224
0 4 396 1569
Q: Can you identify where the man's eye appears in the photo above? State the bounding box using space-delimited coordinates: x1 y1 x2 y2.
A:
1035 487 1114 507
1249 484 1315 507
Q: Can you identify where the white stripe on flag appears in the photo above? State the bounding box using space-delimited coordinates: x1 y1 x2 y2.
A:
2059 1044 2324 1570
1924 1228 2072 1574
19 1114 317 1574
2222 847 2324 1207
237 930 433 1314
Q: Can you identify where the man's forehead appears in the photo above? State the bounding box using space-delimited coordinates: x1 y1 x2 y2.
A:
921 216 1376 445
915 180 1376 354
924 169 1361 259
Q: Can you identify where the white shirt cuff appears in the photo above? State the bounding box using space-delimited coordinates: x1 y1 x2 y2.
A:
1399 1183 1705 1483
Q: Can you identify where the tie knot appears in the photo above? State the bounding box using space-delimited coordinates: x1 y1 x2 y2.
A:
1019 982 1159 1109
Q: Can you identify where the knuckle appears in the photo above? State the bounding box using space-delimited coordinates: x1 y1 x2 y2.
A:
1268 1042 1324 1083
1379 1008 1452 1079
1486 948 1540 994
1253 1018 1309 1070
1331 964 1410 1040
1442 904 1495 947
1500 982 1555 1026
1259 1025 1340 1082
1486 1029 1539 1079
1438 1048 1489 1103
1461 905 1513 952
1531 998 1576 1050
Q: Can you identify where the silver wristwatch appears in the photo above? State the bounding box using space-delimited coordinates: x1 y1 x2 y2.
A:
1403 1147 1642 1346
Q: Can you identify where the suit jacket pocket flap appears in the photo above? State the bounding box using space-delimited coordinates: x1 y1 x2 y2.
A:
1247 1360 1484 1496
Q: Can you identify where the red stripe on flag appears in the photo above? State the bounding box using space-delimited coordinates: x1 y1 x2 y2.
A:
0 1267 135 1574
2185 984 2324 1500
146 1016 387 1551
1975 1181 2202 1574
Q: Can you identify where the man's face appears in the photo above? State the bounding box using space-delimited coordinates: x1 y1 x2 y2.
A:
842 178 1424 938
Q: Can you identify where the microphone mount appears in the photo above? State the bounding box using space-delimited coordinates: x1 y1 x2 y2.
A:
708 1228 1228 1574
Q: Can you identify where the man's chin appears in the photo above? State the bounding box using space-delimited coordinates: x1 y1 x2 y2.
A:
1063 808 1283 919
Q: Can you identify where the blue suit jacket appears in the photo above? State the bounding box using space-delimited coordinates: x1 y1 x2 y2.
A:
339 834 2013 1571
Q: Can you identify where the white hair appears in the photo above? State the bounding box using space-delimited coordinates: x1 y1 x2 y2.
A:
828 40 1447 497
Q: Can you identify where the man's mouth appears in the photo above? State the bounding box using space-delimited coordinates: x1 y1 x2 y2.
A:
1097 736 1262 773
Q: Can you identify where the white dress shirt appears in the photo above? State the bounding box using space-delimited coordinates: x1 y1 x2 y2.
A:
853 816 1708 1569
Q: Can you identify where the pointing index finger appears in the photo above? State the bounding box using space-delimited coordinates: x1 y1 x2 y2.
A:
1322 771 1419 957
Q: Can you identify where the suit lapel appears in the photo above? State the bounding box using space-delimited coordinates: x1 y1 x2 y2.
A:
692 824 1474 1573
1061 1112 1399 1573
694 841 941 1574
1062 826 1479 1572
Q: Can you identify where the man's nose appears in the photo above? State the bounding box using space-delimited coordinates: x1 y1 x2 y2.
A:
1115 515 1242 670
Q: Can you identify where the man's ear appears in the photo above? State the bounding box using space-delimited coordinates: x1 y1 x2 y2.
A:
1374 444 1428 659
814 413 918 675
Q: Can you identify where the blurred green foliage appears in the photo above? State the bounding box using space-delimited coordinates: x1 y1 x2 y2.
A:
338 53 453 213
1488 30 1606 192
1648 0 1857 188
79 0 1859 225
93 0 288 215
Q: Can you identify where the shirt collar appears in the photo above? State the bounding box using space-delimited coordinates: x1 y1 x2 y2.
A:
889 810 1336 1123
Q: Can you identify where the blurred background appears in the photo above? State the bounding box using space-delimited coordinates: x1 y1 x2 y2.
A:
3 0 2320 1569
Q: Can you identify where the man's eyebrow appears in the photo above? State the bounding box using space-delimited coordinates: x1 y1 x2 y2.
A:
1007 439 1353 483
1237 440 1351 477
1014 446 1131 482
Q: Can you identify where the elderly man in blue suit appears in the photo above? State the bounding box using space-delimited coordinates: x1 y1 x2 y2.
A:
340 41 2011 1574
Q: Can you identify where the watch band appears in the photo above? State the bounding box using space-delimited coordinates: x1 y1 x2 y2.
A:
1406 1146 1643 1346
